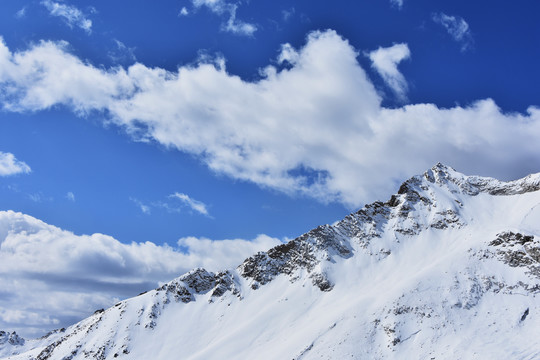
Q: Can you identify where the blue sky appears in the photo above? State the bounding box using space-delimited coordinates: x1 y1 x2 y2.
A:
0 0 540 336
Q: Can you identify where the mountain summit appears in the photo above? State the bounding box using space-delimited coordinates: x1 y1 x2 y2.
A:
2 164 540 359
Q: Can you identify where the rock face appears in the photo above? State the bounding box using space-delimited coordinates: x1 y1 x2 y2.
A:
488 231 540 281
0 332 25 347
3 164 540 360
239 223 353 291
0 332 25 359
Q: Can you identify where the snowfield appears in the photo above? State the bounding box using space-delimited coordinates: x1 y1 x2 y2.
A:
2 163 540 359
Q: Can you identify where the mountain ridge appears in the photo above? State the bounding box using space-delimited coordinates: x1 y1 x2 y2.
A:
2 163 540 359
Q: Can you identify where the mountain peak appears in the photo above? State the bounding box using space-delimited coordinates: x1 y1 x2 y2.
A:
4 166 540 360
0 331 25 347
424 162 459 182
420 163 540 196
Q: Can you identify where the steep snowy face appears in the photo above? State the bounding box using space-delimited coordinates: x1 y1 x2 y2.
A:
3 164 540 360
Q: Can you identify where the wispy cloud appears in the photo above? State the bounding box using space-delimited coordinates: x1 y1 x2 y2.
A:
108 39 136 64
191 0 256 36
0 31 539 207
179 7 189 16
15 7 27 19
0 210 282 337
130 197 151 214
0 152 31 176
41 0 93 34
368 43 411 102
66 192 75 202
432 12 474 52
282 7 295 21
130 193 210 216
390 0 403 9
28 193 41 203
169 192 210 216
27 192 52 203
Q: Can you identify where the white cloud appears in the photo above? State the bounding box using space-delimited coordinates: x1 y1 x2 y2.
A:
177 235 284 274
390 0 403 9
130 193 210 216
41 0 93 34
192 0 228 15
0 152 31 176
179 7 189 16
0 210 282 337
432 12 474 52
108 39 136 64
66 191 75 202
130 197 151 214
0 31 539 208
169 192 210 216
15 7 27 19
191 0 256 36
282 7 295 21
222 7 256 36
28 193 42 202
277 43 300 65
368 43 411 101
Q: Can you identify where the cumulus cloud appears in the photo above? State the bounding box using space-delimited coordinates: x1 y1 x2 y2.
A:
0 152 31 176
368 43 411 101
169 192 210 216
177 235 284 273
0 31 539 208
191 0 256 36
0 210 282 337
432 12 474 52
41 0 93 34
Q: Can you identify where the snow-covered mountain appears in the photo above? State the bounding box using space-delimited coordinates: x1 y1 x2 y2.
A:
2 163 540 360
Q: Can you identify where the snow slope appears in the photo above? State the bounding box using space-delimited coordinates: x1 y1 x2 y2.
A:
2 163 540 360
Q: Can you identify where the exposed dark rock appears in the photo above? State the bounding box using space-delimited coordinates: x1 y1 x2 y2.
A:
179 268 216 293
311 273 333 292
210 271 239 299
0 331 25 346
238 224 352 290
520 308 529 322
430 209 462 230
489 231 540 280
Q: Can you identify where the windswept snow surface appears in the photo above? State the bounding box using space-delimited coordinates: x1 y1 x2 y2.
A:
2 164 540 359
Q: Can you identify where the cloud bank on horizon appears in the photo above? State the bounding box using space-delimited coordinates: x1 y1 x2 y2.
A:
0 210 282 336
0 30 538 208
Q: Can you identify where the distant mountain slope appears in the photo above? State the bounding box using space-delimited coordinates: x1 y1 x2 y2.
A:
2 164 540 360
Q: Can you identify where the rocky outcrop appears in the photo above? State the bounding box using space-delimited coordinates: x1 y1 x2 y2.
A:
238 224 353 291
489 231 540 280
0 331 25 347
